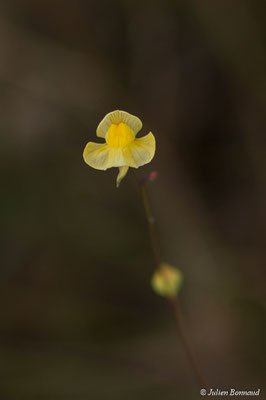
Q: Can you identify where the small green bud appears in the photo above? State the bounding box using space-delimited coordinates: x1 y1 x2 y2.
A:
151 263 183 297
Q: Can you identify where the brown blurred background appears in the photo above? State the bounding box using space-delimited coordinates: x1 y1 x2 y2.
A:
0 1 266 399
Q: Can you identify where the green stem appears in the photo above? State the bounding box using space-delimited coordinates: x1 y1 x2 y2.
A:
134 170 209 390
139 179 161 267
168 296 209 389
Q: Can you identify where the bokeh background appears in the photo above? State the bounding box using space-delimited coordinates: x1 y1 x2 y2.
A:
1 1 266 399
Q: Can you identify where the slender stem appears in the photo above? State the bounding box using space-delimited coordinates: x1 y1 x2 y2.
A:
168 296 209 389
134 170 161 267
134 170 208 390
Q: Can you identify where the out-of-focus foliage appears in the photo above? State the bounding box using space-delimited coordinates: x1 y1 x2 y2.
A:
0 1 266 399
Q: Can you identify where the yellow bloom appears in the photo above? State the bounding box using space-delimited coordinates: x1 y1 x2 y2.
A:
83 110 156 187
151 263 183 298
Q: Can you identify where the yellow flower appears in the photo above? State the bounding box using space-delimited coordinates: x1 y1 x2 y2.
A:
83 110 156 187
151 263 183 298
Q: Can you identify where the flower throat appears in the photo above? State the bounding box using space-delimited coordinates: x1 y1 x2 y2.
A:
106 123 135 148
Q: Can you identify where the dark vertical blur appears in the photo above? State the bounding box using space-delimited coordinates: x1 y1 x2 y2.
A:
0 1 265 399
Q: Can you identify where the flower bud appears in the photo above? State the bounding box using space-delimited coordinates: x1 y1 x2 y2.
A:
147 170 158 182
151 263 183 297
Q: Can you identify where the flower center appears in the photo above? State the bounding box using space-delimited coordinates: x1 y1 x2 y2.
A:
106 122 135 148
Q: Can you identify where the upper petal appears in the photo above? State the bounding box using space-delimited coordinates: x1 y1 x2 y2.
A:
96 110 143 138
122 132 156 168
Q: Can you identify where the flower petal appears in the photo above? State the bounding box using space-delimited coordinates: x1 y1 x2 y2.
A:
83 142 134 170
116 166 129 188
83 142 115 170
122 132 156 168
97 110 143 138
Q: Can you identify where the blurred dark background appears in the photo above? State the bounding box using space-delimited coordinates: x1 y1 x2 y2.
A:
1 1 266 399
